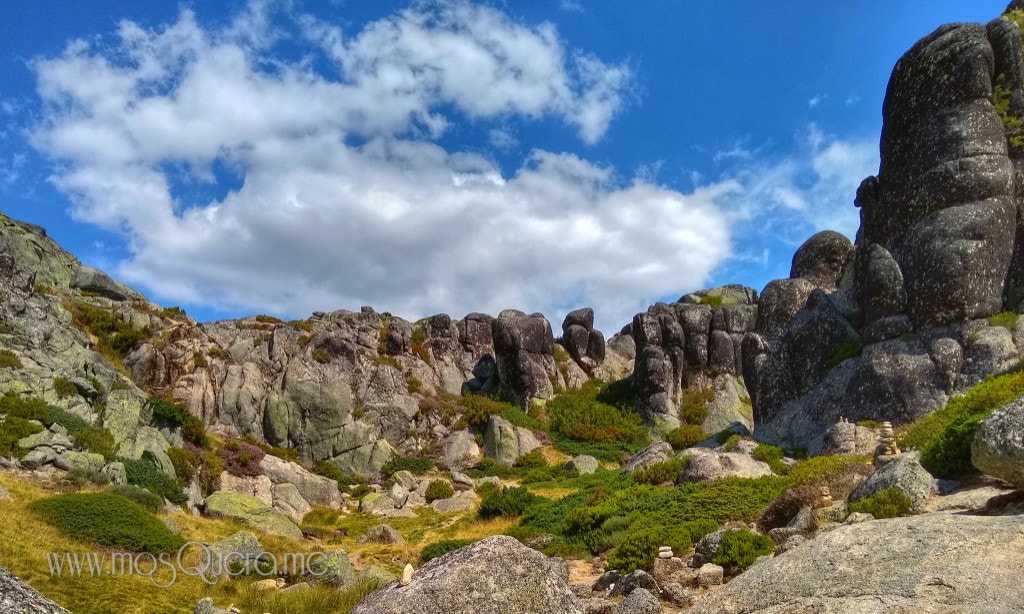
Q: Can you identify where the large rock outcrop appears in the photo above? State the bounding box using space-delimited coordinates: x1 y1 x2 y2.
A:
631 286 758 427
688 513 1024 614
743 16 1024 451
492 311 558 407
351 535 585 614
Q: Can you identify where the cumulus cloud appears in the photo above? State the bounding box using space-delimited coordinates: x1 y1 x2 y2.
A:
718 124 877 248
29 1 733 330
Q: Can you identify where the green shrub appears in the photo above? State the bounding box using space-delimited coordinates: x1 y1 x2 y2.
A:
420 539 476 563
105 484 164 513
455 394 510 429
351 484 372 498
513 450 548 469
476 481 500 498
52 377 79 399
0 349 22 369
752 444 787 474
666 425 706 450
67 300 147 356
698 295 724 307
123 458 186 505
0 416 44 458
680 387 713 425
479 486 542 518
606 518 717 572
712 529 775 570
149 396 208 448
0 392 49 420
74 425 116 461
380 455 432 476
500 405 547 431
633 458 686 485
989 311 1019 329
548 388 647 444
64 467 110 487
312 460 361 493
898 366 1024 478
786 455 871 500
425 480 455 502
848 487 913 519
166 447 198 484
30 493 184 553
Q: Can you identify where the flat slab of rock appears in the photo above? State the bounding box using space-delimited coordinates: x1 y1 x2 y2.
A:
351 535 585 614
687 513 1024 613
203 491 303 539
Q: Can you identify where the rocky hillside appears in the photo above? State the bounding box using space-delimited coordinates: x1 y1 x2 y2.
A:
4 5 1024 614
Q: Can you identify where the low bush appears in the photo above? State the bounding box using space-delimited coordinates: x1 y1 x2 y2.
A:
0 349 21 369
105 484 164 513
712 529 775 570
67 300 147 357
513 450 547 469
848 487 912 519
752 444 787 474
52 377 79 399
30 493 184 553
74 425 116 461
420 539 476 563
166 446 198 484
478 486 542 518
898 366 1024 478
312 460 361 493
454 394 511 429
351 484 371 498
123 458 187 505
425 480 455 502
989 311 1019 329
786 455 872 500
0 416 43 458
380 455 432 476
666 425 706 450
547 387 647 444
632 458 686 486
149 396 208 448
680 387 712 425
64 467 109 487
607 518 718 572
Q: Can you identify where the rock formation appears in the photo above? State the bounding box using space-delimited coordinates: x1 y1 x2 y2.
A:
631 286 758 428
742 15 1024 451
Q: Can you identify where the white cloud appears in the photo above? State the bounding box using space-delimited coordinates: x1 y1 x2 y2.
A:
488 127 518 151
716 124 877 246
29 1 729 332
560 0 585 12
845 95 861 106
808 94 828 108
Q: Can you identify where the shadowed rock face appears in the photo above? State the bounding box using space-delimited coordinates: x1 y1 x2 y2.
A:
741 15 1024 451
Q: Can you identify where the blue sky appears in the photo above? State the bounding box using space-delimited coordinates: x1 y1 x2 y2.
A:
0 0 1005 332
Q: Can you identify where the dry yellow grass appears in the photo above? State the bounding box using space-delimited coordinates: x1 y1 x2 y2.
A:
0 472 508 614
